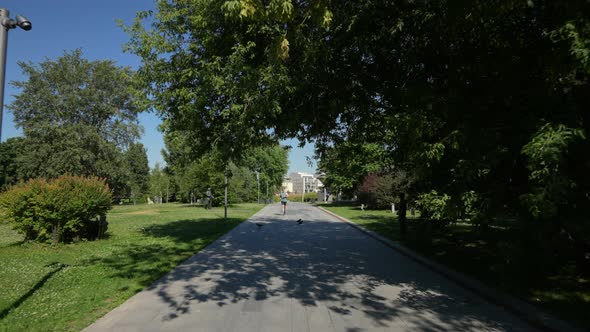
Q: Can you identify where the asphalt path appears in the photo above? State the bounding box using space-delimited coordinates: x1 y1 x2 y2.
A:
84 202 538 331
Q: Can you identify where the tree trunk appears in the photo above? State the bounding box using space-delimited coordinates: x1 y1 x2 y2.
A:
52 223 61 245
399 193 408 236
166 183 169 203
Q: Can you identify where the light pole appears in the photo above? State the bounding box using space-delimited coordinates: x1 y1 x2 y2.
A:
0 9 31 141
255 168 260 204
301 176 305 203
224 167 228 221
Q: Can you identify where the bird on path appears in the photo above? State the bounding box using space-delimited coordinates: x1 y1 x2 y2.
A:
255 222 264 229
296 219 303 225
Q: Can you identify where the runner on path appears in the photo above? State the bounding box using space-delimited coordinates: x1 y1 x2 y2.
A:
280 189 288 215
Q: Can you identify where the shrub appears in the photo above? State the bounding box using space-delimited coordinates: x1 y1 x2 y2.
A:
0 175 112 244
415 190 452 221
275 192 318 203
357 173 396 209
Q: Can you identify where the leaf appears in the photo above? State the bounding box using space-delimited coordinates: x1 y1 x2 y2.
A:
278 38 290 60
322 9 333 29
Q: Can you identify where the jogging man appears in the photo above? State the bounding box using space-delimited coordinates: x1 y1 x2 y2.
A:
280 189 288 215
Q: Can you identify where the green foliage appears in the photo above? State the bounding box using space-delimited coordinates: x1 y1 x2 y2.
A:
282 191 318 203
126 143 150 203
521 123 586 220
240 144 289 191
548 20 590 70
460 190 481 221
126 0 590 240
318 143 387 196
162 128 288 205
0 175 112 244
0 138 24 189
10 50 141 143
149 162 172 203
522 124 585 182
7 50 143 195
415 190 452 221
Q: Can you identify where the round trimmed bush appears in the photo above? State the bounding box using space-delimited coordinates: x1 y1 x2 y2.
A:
0 175 112 244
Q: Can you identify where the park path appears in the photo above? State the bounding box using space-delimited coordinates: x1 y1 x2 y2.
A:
83 202 538 332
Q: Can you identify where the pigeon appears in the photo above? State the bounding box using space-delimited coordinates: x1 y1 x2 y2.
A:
255 222 264 229
296 219 303 225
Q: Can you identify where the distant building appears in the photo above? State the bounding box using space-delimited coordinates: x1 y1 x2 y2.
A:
288 172 324 194
281 177 293 193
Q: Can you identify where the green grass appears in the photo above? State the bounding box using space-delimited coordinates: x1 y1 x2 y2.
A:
320 203 590 330
0 203 262 332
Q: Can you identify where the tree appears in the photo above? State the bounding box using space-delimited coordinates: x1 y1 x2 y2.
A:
149 162 171 203
317 142 388 198
126 142 150 204
14 126 130 197
123 0 311 163
0 137 24 189
161 128 288 204
8 50 143 196
240 144 289 195
126 1 589 231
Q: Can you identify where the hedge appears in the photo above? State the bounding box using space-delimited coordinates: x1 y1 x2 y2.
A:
0 175 112 244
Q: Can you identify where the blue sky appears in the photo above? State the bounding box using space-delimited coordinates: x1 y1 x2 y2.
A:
1 0 316 174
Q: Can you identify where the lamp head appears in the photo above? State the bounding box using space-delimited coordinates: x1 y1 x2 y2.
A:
15 15 31 31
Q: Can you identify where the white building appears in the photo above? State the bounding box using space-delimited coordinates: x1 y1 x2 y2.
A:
288 172 324 194
281 178 294 193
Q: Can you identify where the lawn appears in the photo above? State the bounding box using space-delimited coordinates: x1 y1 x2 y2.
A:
0 203 262 332
320 203 590 330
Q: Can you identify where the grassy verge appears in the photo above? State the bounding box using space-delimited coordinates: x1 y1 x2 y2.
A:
320 203 590 330
0 203 261 332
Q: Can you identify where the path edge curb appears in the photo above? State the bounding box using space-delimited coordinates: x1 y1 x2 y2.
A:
316 205 583 332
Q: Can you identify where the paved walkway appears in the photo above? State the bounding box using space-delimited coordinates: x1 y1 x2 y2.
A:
84 203 538 331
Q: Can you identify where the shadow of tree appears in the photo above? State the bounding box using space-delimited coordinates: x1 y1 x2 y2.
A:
90 205 534 331
85 218 243 287
0 262 67 319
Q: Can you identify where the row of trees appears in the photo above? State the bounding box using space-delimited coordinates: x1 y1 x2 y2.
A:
0 136 152 203
2 50 288 206
124 1 589 270
158 140 288 205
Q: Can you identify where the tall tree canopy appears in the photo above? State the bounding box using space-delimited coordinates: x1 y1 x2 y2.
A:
162 128 288 204
8 50 144 195
126 142 150 202
126 0 589 221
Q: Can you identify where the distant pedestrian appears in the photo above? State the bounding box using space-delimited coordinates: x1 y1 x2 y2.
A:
280 189 288 215
206 188 212 209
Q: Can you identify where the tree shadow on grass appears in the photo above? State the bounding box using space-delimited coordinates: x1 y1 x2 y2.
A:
140 218 243 243
88 218 243 288
92 210 535 331
0 262 67 319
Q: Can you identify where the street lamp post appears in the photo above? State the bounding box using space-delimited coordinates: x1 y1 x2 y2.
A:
0 9 31 141
224 167 228 221
255 168 260 204
301 176 305 203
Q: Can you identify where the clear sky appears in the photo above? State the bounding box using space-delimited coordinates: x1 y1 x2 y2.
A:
0 0 316 174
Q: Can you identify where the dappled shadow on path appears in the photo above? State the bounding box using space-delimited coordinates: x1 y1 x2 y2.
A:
96 206 533 331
